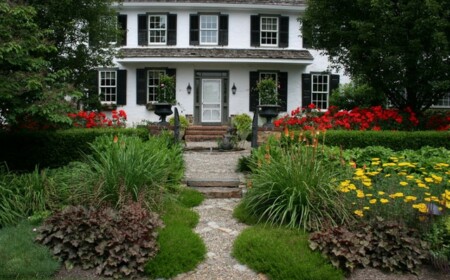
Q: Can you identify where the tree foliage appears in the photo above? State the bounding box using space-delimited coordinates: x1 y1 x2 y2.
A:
0 0 120 129
302 0 450 112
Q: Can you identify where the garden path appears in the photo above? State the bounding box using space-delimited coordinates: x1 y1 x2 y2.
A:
175 142 266 280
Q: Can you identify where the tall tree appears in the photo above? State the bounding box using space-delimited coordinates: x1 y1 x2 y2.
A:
0 1 76 129
301 0 450 113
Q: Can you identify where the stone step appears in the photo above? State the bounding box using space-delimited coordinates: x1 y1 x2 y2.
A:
185 135 222 141
185 130 227 136
188 125 228 131
190 186 242 199
187 179 241 188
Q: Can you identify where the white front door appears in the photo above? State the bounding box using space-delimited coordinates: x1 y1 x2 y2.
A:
201 79 221 123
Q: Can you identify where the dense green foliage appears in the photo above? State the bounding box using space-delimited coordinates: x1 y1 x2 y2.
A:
36 203 162 278
145 188 206 278
0 221 60 279
233 226 344 280
0 2 76 128
302 0 450 112
0 128 148 171
309 218 429 274
329 82 386 109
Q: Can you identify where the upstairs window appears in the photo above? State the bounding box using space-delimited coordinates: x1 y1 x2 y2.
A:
138 14 177 46
251 15 289 48
149 15 167 44
190 14 228 46
200 15 218 45
99 71 117 103
147 70 166 103
260 17 278 46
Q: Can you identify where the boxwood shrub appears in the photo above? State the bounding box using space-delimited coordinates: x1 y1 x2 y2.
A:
320 130 450 150
0 128 148 171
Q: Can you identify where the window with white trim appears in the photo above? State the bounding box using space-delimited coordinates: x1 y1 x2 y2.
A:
99 70 117 103
147 70 166 102
311 74 329 109
433 93 450 108
200 15 218 45
261 17 278 46
149 15 167 44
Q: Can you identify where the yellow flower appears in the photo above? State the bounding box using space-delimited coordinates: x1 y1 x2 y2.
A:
431 196 440 202
389 192 404 199
425 177 434 183
369 199 377 204
371 161 380 166
406 175 415 180
362 181 372 187
383 163 397 167
371 158 380 161
398 171 407 176
348 184 357 190
355 169 365 177
365 193 373 197
435 163 449 168
339 180 350 187
424 192 431 196
398 162 415 168
417 183 429 189
431 174 443 183
399 181 408 186
424 197 431 202
385 174 391 177
378 191 385 195
412 203 428 213
363 207 370 210
354 210 364 217
404 196 417 202
380 198 389 204
356 190 365 198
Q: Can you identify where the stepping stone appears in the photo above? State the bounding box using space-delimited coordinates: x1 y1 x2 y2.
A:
186 178 241 188
191 186 242 198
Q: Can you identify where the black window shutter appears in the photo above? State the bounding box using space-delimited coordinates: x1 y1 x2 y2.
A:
190 14 199 45
330 74 340 95
136 69 147 105
302 73 312 108
250 15 260 47
138 14 148 46
249 71 259 112
118 14 127 46
117 70 127 105
219 15 228 46
278 72 288 112
279 16 289 48
166 68 176 78
92 70 99 99
167 14 177 45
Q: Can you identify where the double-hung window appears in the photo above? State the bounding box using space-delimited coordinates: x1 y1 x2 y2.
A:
311 74 329 110
433 93 450 108
200 15 218 45
260 17 278 46
99 70 117 103
147 70 166 103
149 15 167 44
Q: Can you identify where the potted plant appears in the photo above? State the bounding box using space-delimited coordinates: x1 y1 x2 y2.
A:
154 74 176 125
256 77 280 128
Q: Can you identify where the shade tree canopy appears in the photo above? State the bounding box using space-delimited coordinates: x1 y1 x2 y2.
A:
301 0 450 113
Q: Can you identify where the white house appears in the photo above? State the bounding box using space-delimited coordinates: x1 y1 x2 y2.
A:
97 0 349 125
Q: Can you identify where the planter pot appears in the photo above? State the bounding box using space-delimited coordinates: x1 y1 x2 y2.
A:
154 103 173 126
258 104 280 128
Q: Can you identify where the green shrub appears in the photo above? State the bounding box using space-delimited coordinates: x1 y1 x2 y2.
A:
232 113 252 141
0 128 148 171
0 221 60 279
233 202 259 225
329 82 386 109
309 218 429 274
423 217 450 272
144 224 206 278
169 115 189 129
233 226 344 280
177 187 204 208
36 202 162 279
242 143 353 231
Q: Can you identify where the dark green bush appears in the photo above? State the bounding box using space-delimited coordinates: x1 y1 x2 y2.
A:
0 128 148 171
309 218 429 274
36 202 162 279
321 130 450 150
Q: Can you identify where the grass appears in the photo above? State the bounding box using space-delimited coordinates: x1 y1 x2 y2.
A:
144 187 206 279
0 221 60 280
232 225 344 280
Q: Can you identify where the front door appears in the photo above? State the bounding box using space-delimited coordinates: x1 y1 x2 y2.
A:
201 79 221 123
194 71 229 125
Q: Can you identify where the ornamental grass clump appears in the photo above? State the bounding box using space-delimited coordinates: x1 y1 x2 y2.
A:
86 133 184 209
242 130 353 231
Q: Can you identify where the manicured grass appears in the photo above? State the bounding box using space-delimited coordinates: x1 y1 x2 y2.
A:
0 221 60 279
232 225 344 280
233 201 259 225
144 188 206 279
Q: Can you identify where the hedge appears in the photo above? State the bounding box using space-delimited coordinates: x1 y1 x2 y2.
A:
321 130 450 150
0 128 149 171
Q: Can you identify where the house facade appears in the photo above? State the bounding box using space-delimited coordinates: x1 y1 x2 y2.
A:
98 0 349 125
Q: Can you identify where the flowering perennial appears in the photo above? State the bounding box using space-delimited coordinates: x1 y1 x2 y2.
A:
68 110 127 128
